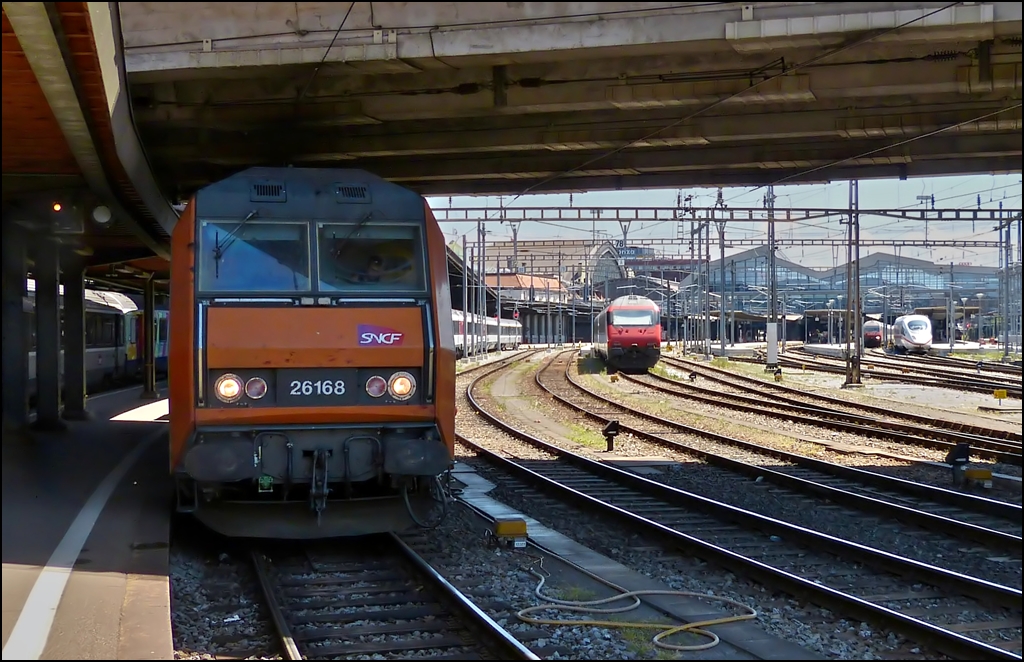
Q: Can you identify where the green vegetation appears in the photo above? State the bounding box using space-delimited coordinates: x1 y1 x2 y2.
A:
617 624 687 660
649 364 675 379
975 349 1021 361
569 424 608 449
579 369 830 459
551 585 599 602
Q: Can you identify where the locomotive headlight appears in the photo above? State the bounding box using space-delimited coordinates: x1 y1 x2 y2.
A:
365 375 388 398
215 374 243 403
244 377 268 400
388 372 416 400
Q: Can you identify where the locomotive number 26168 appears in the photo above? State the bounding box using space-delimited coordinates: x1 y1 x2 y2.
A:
289 379 347 396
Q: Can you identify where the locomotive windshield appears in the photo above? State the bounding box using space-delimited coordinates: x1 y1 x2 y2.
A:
198 221 311 292
610 309 658 326
907 319 929 331
196 220 427 294
317 223 426 293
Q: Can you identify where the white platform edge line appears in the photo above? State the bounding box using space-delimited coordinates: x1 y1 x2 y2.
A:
1 427 165 661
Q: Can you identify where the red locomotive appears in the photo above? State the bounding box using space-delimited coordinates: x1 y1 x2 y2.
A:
593 295 662 373
863 320 884 348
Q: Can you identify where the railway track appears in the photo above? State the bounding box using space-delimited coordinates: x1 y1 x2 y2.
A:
866 349 1023 378
773 350 1022 399
534 352 1021 560
250 534 540 660
626 367 1022 466
462 357 1024 660
662 355 1022 444
839 350 1023 386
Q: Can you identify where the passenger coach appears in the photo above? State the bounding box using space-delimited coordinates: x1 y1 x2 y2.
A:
169 167 456 538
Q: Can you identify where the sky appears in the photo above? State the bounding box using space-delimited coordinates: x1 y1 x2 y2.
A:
428 174 1022 270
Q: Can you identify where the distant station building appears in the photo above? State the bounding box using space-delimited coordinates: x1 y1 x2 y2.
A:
459 236 1009 346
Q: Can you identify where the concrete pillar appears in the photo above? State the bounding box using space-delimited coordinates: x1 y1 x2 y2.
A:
33 238 66 431
2 221 29 431
62 260 89 420
141 275 158 399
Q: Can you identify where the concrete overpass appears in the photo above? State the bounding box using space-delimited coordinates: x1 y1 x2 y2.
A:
121 1 1022 199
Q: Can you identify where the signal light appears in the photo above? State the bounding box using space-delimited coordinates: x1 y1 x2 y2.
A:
52 202 62 212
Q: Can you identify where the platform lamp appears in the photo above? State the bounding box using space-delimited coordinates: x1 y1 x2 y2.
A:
91 205 113 227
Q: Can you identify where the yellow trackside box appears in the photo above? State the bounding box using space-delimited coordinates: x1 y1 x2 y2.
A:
494 516 528 538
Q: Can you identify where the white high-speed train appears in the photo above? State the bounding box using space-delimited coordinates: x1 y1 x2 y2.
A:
892 314 933 353
452 309 522 356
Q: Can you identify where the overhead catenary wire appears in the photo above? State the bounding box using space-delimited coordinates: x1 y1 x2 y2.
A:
296 1 356 103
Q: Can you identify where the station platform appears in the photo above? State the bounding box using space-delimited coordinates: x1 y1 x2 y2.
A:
3 385 172 660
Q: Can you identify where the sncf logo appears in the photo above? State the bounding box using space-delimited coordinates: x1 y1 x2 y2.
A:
358 324 404 346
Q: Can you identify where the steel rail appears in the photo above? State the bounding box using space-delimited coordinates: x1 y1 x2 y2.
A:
389 533 541 661
630 369 1022 459
250 550 303 661
663 355 1022 443
539 355 1020 550
461 360 1023 661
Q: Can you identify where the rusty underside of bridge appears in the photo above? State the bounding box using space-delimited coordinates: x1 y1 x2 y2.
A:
122 3 1023 200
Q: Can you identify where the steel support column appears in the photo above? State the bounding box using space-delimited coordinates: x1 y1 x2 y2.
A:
141 275 158 399
851 180 863 384
461 234 468 355
717 220 727 357
765 186 779 368
62 259 89 419
2 221 29 431
33 239 65 431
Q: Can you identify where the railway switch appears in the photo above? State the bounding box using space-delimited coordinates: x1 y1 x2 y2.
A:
493 516 528 548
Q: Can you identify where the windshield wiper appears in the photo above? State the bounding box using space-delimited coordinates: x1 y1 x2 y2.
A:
328 211 377 286
212 210 258 277
332 210 375 257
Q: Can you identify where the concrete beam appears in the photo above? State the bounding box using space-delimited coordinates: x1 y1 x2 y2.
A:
119 2 1017 77
406 156 1024 195
128 57 1022 127
132 57 1019 119
87 2 179 237
160 131 1021 192
145 103 1022 161
3 2 169 259
724 3 1001 53
397 131 1022 179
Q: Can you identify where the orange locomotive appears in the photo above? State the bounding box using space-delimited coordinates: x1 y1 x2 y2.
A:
169 167 456 538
